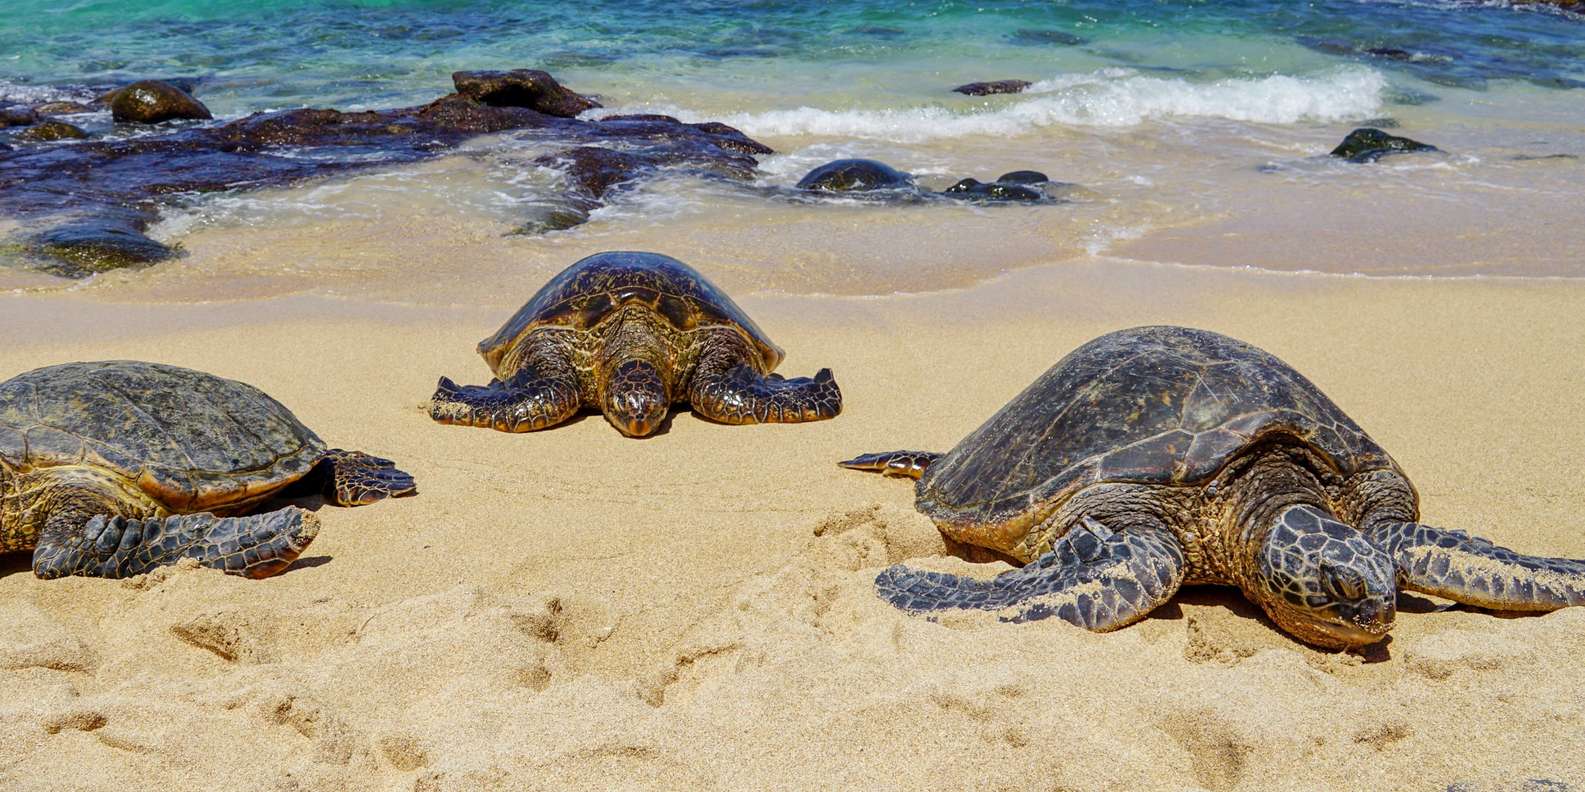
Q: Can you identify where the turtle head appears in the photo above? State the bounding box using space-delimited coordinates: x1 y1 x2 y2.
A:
1252 505 1397 650
602 359 670 437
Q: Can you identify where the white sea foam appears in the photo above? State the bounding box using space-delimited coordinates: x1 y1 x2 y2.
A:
603 67 1387 142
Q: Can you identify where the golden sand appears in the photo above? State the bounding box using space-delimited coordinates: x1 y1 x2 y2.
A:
2 255 1583 791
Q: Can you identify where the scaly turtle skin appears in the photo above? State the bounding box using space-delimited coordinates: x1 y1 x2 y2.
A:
0 361 416 580
429 251 842 437
842 326 1585 649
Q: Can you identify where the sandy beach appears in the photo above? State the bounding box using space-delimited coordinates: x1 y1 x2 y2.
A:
3 253 1582 791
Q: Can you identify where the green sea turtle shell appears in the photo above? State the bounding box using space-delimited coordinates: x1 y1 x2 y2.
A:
476 251 784 374
918 326 1403 532
0 361 325 513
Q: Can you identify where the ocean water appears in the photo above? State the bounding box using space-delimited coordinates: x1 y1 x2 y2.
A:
3 0 1584 294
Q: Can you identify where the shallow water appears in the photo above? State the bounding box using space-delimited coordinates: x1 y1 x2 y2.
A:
3 0 1583 296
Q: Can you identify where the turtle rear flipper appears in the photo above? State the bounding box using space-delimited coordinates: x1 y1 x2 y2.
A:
1370 522 1585 610
428 373 579 433
33 507 319 580
876 520 1185 631
691 365 842 425
320 449 416 506
839 450 941 480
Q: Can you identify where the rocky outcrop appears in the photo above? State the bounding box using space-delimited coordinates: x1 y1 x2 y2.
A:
31 101 94 115
1329 128 1438 163
0 70 773 273
451 69 600 118
795 159 913 192
952 80 1032 96
107 80 213 124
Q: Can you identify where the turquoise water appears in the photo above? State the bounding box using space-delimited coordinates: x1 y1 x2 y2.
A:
4 0 1583 113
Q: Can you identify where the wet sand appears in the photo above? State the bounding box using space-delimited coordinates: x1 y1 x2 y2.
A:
2 256 1583 791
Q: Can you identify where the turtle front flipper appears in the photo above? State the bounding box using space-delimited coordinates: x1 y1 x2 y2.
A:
690 364 842 425
320 449 416 506
428 371 580 433
876 520 1185 631
838 451 941 480
33 507 319 580
1369 522 1585 611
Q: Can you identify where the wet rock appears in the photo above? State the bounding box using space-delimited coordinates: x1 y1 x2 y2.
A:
1364 47 1415 61
1512 153 1578 161
534 146 651 201
451 69 600 118
108 80 213 124
31 101 95 115
941 178 1044 202
13 120 88 143
953 80 1032 96
1357 117 1400 129
0 106 38 128
996 170 1050 185
795 159 913 192
1329 127 1439 163
28 215 178 278
0 69 771 276
1008 29 1086 46
512 205 591 236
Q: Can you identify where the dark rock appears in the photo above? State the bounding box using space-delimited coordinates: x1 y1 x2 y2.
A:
997 170 1050 185
0 106 38 128
28 215 178 278
1329 128 1439 163
941 178 1044 202
32 101 95 115
13 120 88 143
534 146 652 201
1364 47 1415 61
512 205 591 236
795 159 913 192
953 80 1032 96
108 80 213 124
0 69 772 276
1357 117 1400 129
451 69 600 118
1008 29 1086 46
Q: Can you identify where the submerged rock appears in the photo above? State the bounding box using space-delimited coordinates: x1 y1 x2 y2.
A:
534 146 652 201
952 80 1032 96
1330 128 1439 163
13 120 88 143
31 101 94 115
796 159 913 192
0 106 38 128
1008 29 1086 46
108 80 213 124
452 69 600 118
512 205 591 236
996 170 1050 185
27 215 178 278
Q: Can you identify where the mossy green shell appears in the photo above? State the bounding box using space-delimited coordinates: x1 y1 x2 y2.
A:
918 326 1403 531
476 251 784 374
0 361 325 512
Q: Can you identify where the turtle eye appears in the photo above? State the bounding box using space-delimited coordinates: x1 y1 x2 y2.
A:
1322 566 1367 601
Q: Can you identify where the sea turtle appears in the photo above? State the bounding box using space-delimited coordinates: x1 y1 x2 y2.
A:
429 251 842 437
841 325 1585 649
0 361 416 579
